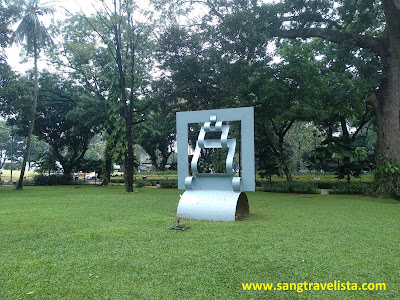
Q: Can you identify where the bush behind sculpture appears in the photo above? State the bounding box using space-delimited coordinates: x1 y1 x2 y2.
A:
33 174 75 186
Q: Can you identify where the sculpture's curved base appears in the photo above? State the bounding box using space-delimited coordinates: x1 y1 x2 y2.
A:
177 190 249 222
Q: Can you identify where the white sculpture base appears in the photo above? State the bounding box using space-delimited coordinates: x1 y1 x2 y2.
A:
177 190 249 222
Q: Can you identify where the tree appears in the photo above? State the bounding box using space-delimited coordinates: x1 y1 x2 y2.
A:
216 0 398 194
11 0 54 189
32 72 106 175
2 72 106 176
156 25 239 110
0 1 19 110
0 64 17 117
313 135 374 182
0 121 11 169
0 0 20 60
0 121 28 172
158 26 333 180
136 79 178 171
242 41 332 181
51 2 155 192
0 0 19 118
33 148 58 176
158 0 395 192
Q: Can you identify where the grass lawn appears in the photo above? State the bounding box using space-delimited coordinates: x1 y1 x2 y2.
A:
0 186 399 299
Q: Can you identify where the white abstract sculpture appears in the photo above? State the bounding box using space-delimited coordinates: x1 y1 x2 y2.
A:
176 107 255 221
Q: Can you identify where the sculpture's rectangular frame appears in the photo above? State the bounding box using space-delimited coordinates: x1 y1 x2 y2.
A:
176 107 255 191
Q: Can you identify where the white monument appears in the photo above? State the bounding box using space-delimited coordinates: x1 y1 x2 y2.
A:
176 107 255 221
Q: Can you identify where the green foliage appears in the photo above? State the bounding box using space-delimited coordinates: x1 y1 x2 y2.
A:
330 182 372 195
50 4 157 192
135 179 153 188
109 178 125 184
373 156 400 199
120 178 178 188
11 0 55 55
0 62 18 116
29 72 106 175
0 0 19 52
79 159 104 176
143 170 178 176
21 178 33 186
32 174 75 186
284 123 323 172
196 147 230 174
135 94 177 171
33 150 58 175
313 136 374 183
262 182 318 194
158 179 178 189
316 181 337 189
11 0 55 190
156 16 377 181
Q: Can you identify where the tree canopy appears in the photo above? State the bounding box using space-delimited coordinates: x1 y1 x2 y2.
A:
3 0 398 195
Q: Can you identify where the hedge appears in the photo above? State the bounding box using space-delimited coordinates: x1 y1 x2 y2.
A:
262 182 319 194
32 174 75 186
330 182 372 195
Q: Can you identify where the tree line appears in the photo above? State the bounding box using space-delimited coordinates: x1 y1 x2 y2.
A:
0 0 398 197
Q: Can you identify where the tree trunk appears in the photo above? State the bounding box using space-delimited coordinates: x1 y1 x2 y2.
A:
101 140 113 186
375 73 400 164
372 59 400 195
113 4 135 193
62 165 73 177
16 38 38 190
368 0 400 195
160 151 173 171
283 166 293 182
125 113 134 192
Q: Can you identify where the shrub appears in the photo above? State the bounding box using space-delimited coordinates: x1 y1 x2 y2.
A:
33 174 75 186
159 179 178 189
22 179 34 186
255 180 265 187
110 178 124 184
151 170 177 176
263 182 318 194
317 181 336 189
330 182 372 195
135 180 153 188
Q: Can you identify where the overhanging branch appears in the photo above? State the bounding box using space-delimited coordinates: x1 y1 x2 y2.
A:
276 27 387 57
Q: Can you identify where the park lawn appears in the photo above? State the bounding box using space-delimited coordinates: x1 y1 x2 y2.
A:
0 186 399 299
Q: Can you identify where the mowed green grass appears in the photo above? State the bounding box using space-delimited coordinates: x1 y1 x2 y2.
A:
0 186 399 299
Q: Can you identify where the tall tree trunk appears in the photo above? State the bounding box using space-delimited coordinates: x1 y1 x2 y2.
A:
125 113 134 192
124 11 136 193
372 58 400 195
16 39 38 190
375 69 400 164
378 0 400 163
367 1 400 195
113 2 135 193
